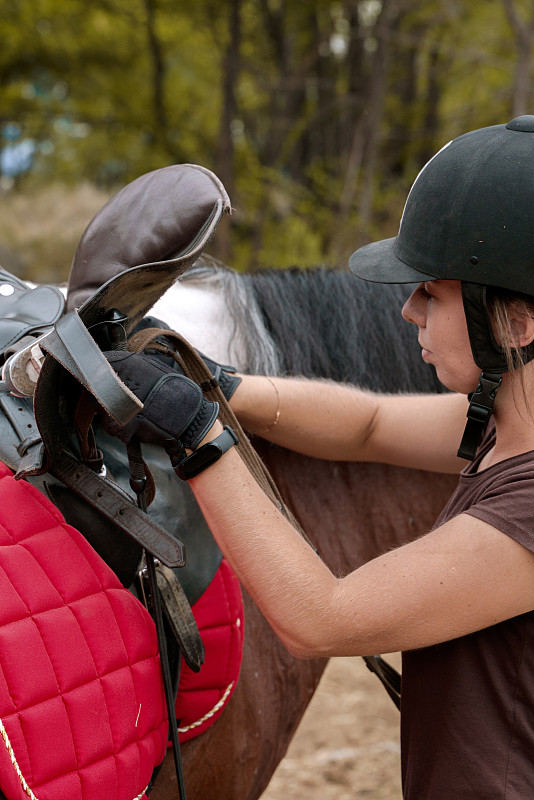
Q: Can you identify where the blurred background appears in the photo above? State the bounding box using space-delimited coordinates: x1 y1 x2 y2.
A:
1 0 533 282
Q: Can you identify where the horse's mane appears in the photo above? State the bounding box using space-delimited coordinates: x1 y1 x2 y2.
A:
182 257 444 394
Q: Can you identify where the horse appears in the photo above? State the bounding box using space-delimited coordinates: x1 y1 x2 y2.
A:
145 258 458 799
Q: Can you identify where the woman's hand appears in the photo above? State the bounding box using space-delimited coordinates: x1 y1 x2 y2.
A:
104 350 219 461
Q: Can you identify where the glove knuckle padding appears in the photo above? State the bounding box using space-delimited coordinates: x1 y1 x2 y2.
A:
106 350 171 401
143 374 203 438
104 349 219 452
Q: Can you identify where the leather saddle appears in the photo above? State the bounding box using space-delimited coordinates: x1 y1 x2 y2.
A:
0 165 237 800
0 163 231 637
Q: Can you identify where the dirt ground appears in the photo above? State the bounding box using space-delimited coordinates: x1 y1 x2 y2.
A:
261 654 403 799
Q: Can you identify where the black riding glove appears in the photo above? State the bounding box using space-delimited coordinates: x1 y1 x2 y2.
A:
198 352 242 402
103 351 219 466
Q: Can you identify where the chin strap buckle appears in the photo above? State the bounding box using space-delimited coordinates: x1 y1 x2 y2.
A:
457 371 503 460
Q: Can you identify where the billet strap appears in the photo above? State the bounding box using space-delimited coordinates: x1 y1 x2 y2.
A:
155 564 205 673
74 391 157 507
37 449 185 568
0 393 42 466
17 440 185 567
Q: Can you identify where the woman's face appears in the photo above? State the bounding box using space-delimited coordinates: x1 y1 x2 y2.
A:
402 280 480 393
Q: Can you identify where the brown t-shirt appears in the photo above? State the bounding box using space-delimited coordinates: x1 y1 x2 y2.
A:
401 422 534 799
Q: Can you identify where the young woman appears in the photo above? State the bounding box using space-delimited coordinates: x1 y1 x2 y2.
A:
106 116 534 798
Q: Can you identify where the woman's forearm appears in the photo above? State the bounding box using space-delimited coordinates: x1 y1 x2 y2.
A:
230 375 379 461
190 421 344 658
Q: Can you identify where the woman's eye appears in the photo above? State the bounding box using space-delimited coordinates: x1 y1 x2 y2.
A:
418 285 432 300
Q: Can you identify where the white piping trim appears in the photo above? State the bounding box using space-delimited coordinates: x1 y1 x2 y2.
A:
0 717 38 800
178 682 234 734
0 716 149 800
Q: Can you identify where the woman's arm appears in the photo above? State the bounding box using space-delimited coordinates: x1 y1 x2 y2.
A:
191 421 534 659
230 376 469 474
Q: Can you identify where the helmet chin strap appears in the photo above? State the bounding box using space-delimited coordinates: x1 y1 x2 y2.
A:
458 283 507 460
458 283 534 459
457 370 503 460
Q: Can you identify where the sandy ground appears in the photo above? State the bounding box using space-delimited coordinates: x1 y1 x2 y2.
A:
261 654 403 799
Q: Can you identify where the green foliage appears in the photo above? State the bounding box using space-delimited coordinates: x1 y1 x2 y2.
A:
0 0 532 278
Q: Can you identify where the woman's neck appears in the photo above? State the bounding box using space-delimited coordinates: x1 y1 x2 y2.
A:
484 368 534 468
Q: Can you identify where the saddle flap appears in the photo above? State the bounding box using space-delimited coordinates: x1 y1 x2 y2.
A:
0 272 64 356
66 164 231 333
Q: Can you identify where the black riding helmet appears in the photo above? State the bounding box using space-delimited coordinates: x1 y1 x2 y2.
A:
349 115 534 459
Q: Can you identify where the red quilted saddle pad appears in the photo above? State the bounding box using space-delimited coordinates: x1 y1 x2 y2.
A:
176 558 244 743
0 463 168 800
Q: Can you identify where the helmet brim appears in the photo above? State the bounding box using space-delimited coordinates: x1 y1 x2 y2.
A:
349 237 437 285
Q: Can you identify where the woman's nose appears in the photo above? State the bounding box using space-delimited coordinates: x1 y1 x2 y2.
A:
402 285 427 326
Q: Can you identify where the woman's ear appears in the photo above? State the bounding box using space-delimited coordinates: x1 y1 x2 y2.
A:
508 306 534 349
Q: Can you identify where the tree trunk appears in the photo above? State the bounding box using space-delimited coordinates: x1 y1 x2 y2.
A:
143 0 167 141
213 0 242 264
417 41 444 169
336 0 394 241
357 6 395 233
502 0 534 116
387 20 424 178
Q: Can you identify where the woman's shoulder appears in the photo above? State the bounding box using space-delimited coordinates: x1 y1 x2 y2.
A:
433 417 534 552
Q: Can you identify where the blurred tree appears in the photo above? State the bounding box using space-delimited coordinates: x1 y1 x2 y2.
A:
213 0 243 263
502 0 534 115
336 0 395 245
1 0 533 276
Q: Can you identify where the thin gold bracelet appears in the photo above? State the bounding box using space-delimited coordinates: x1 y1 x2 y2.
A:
261 377 281 434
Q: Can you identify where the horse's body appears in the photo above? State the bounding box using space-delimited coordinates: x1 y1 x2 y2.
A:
148 262 458 799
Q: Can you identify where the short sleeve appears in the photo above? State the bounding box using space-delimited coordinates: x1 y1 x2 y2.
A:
464 465 534 554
